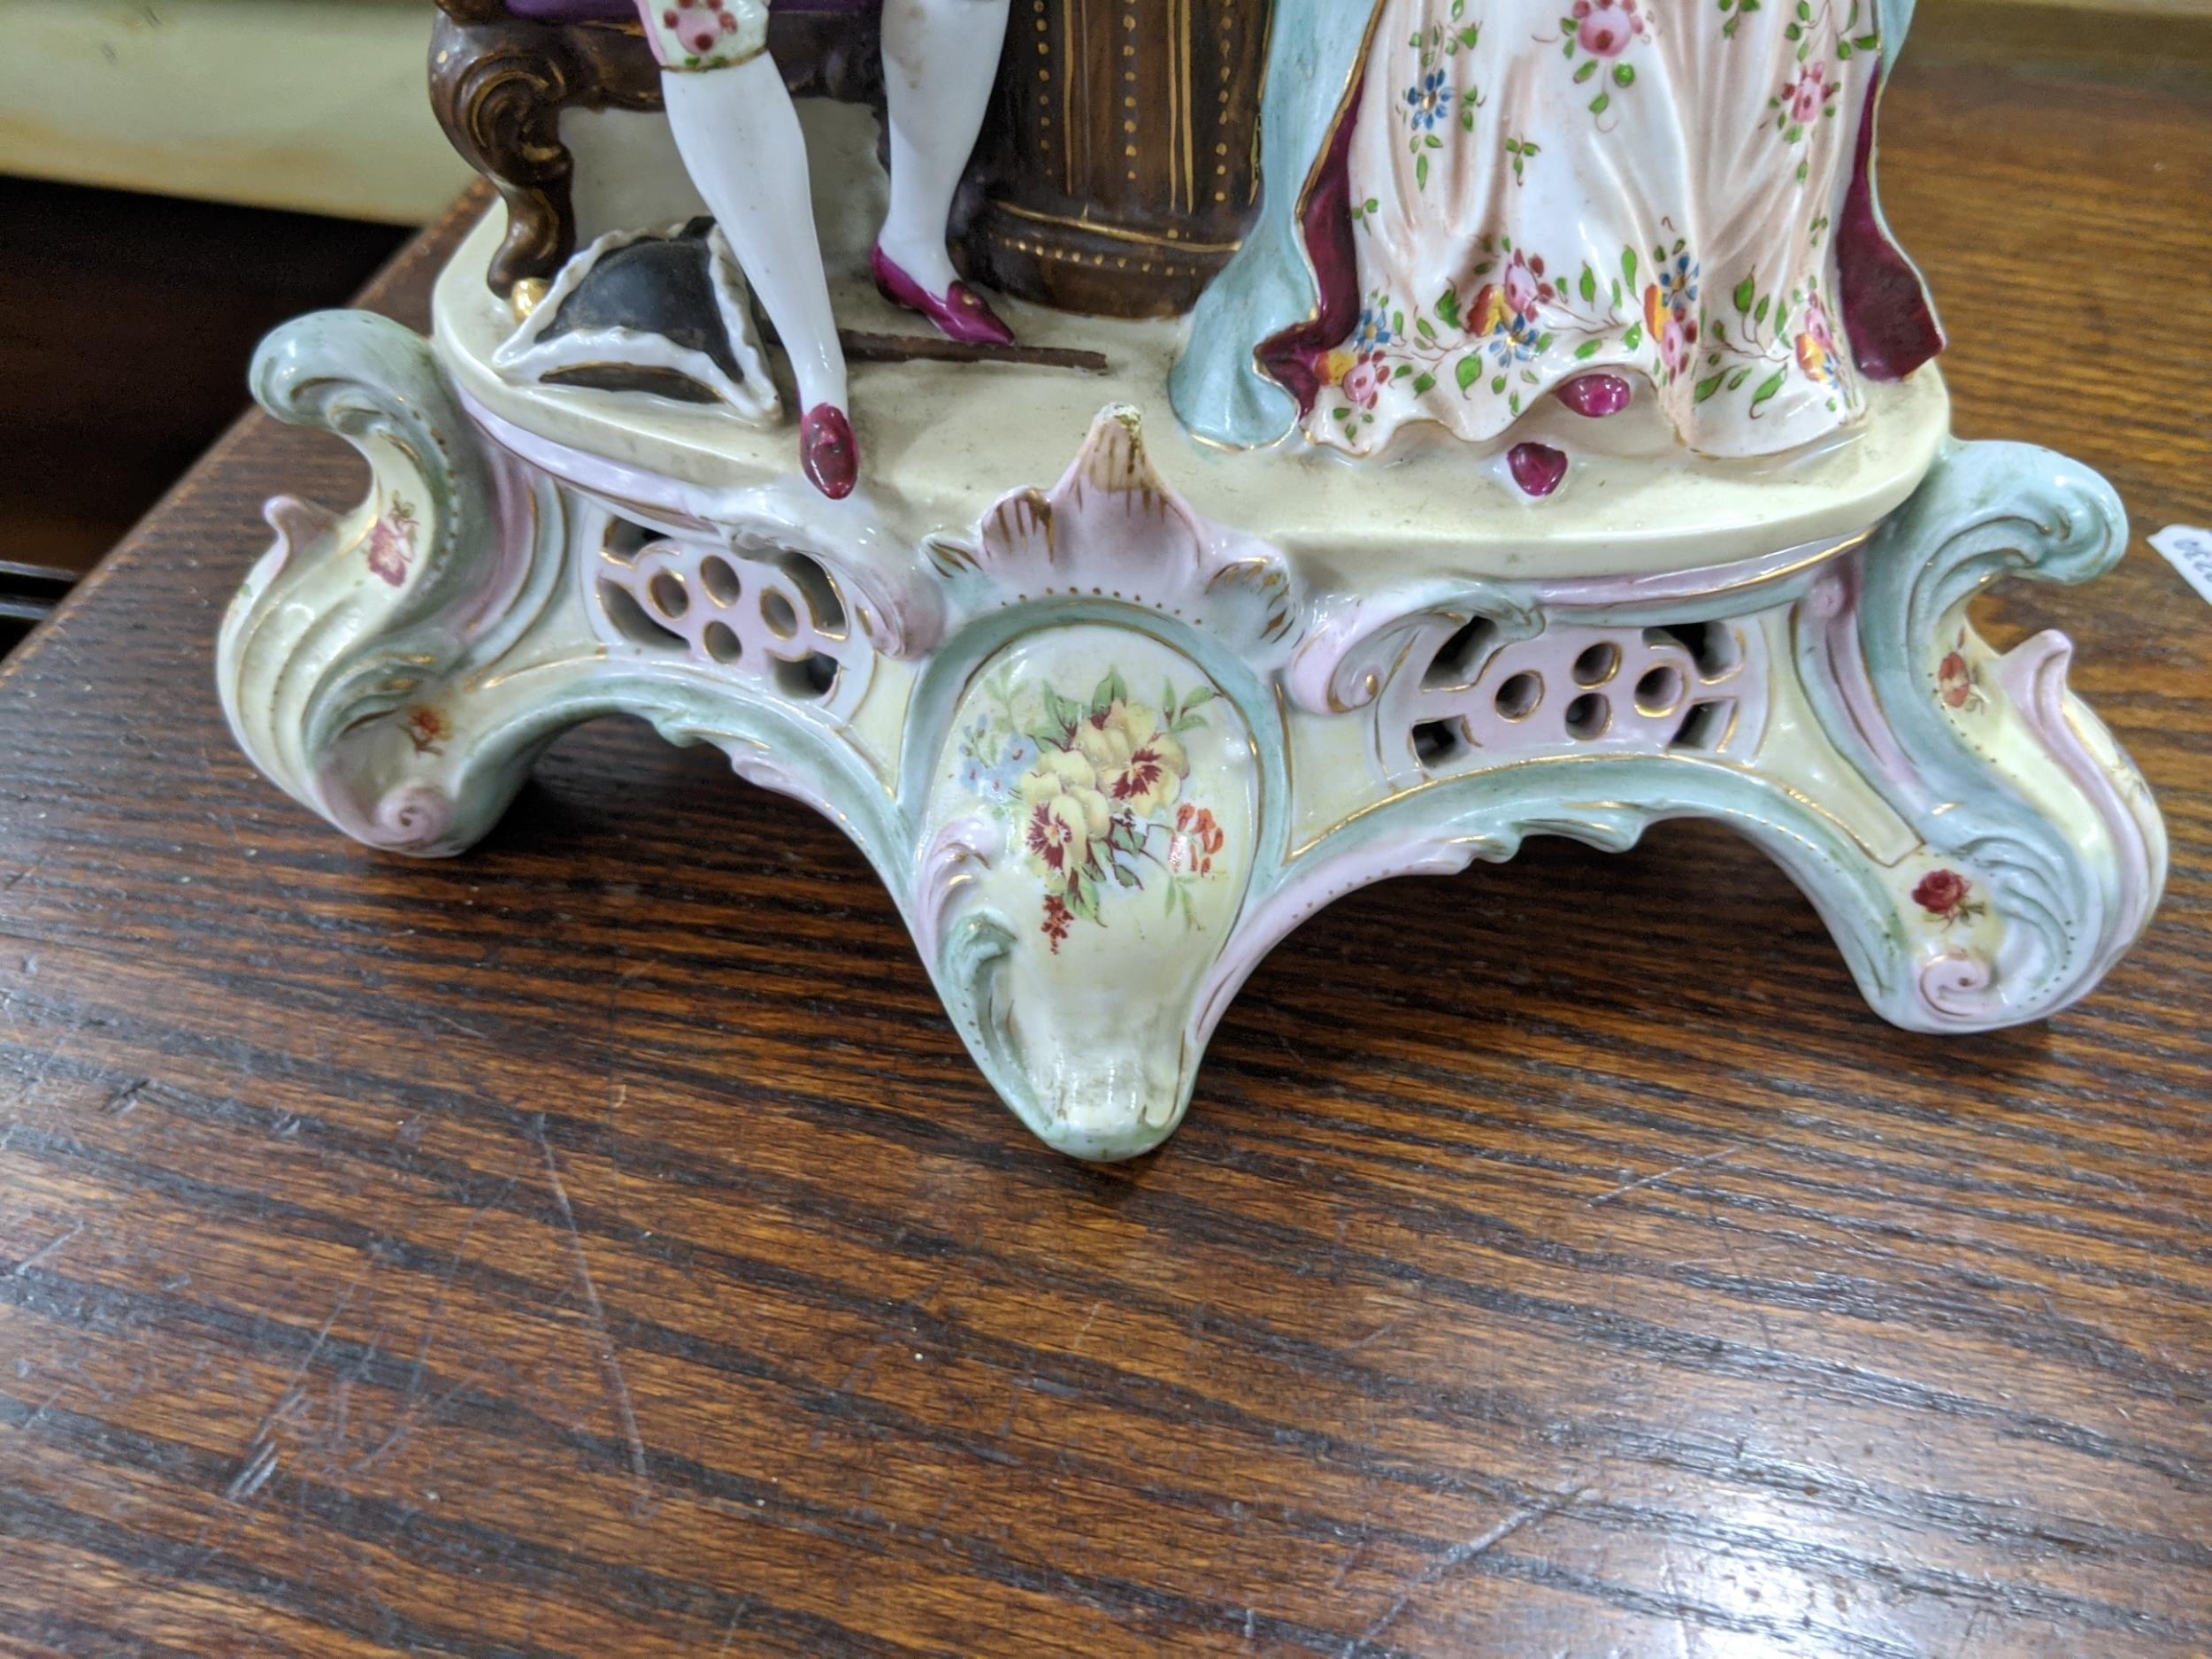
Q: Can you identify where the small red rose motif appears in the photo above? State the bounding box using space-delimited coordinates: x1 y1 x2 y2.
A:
1936 630 1983 711
1938 652 1973 707
365 498 419 588
402 705 449 756
1913 869 1973 922
1041 894 1072 954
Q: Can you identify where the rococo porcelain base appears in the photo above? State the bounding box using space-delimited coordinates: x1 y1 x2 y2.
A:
219 206 2165 1160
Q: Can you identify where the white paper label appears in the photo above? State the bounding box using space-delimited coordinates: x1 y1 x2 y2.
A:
2150 524 2212 608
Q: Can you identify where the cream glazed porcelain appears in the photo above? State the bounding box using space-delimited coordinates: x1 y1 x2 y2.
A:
1308 0 1887 460
219 16 2162 1157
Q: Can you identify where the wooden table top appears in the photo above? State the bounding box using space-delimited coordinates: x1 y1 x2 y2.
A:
3 49 2208 1659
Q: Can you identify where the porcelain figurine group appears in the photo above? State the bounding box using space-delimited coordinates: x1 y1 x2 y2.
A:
508 0 1018 496
511 0 1940 502
217 0 2164 1156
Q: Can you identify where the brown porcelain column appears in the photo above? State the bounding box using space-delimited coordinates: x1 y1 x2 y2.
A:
960 0 1272 318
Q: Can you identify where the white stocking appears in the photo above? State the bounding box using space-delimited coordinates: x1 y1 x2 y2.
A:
878 0 1011 296
661 58 849 416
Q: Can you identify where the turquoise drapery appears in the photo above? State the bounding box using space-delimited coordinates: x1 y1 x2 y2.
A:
1167 0 1383 450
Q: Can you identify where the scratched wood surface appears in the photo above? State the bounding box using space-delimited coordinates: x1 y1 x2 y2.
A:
2 49 2209 1659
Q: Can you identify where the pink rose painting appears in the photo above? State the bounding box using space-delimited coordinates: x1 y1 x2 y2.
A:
365 497 419 588
664 0 739 58
1503 254 1540 317
1791 62 1829 125
1570 0 1647 59
1773 58 1840 141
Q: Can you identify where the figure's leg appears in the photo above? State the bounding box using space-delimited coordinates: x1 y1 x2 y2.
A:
649 24 858 496
872 0 1018 346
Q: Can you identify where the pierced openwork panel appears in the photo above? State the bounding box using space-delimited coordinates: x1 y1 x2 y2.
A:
588 510 859 705
1405 618 1770 774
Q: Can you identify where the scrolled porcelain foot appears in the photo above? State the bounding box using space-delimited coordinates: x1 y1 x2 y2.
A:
916 623 1260 1158
220 310 2163 1159
1786 439 2167 1029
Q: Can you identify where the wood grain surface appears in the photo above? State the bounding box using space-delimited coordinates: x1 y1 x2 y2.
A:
1 48 2208 1659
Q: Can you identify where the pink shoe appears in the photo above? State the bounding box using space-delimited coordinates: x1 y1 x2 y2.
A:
800 404 857 501
870 245 1016 349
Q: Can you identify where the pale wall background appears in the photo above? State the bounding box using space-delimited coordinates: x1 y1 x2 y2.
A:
0 0 472 222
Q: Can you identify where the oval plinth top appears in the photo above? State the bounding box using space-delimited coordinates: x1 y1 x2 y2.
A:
435 204 1949 588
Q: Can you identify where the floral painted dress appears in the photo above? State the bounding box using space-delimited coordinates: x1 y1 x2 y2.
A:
1309 0 1883 458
